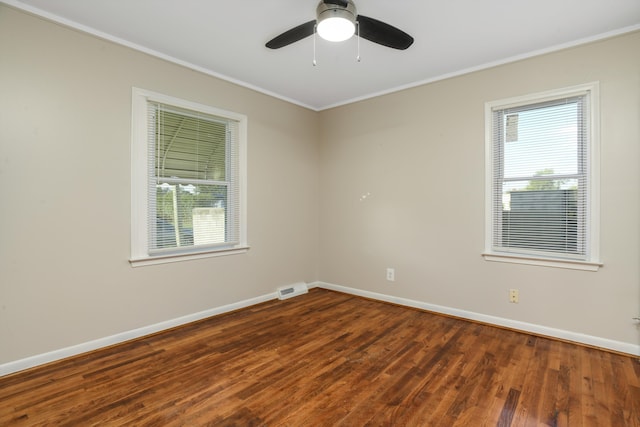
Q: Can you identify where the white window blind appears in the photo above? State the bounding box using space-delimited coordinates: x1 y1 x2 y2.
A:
489 89 593 262
147 102 240 254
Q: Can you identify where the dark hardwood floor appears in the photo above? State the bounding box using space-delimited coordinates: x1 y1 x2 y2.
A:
1 288 639 426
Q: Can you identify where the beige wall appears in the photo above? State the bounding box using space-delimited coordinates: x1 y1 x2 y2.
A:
1 5 639 366
318 31 640 346
0 6 319 364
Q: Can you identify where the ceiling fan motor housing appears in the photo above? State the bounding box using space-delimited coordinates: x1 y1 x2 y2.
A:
316 0 357 21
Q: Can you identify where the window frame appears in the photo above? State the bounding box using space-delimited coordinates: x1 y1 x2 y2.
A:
130 87 248 267
483 83 601 271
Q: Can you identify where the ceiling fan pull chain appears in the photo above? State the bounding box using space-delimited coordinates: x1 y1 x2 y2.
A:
313 25 318 66
356 21 361 62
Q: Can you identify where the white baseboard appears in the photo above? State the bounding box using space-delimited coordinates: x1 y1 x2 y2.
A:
2 282 637 377
313 281 640 356
0 292 278 377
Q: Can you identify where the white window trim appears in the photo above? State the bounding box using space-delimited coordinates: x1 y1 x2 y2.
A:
129 87 248 267
483 82 601 271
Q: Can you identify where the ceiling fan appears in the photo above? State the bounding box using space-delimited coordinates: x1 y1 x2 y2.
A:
265 0 414 50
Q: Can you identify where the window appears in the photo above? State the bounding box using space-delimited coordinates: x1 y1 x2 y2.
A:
484 83 600 271
130 88 247 266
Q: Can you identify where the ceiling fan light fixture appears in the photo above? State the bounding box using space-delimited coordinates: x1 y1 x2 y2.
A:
316 1 357 42
317 13 355 42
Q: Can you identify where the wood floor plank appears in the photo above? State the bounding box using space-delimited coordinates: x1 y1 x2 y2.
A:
1 288 639 426
497 387 520 427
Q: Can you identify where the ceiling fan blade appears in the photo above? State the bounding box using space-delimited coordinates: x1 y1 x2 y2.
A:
357 15 413 50
266 20 316 49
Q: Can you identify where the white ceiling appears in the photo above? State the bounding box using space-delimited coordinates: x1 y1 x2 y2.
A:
5 0 640 110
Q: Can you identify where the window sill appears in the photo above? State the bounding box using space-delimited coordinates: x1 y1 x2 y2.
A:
130 246 250 267
482 252 602 271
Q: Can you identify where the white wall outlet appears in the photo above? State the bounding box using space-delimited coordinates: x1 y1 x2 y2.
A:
386 268 395 282
509 289 519 303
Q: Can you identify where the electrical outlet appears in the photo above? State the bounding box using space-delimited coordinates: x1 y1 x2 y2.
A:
386 268 395 282
509 289 519 303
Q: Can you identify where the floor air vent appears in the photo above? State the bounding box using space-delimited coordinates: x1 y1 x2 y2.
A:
277 282 308 300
